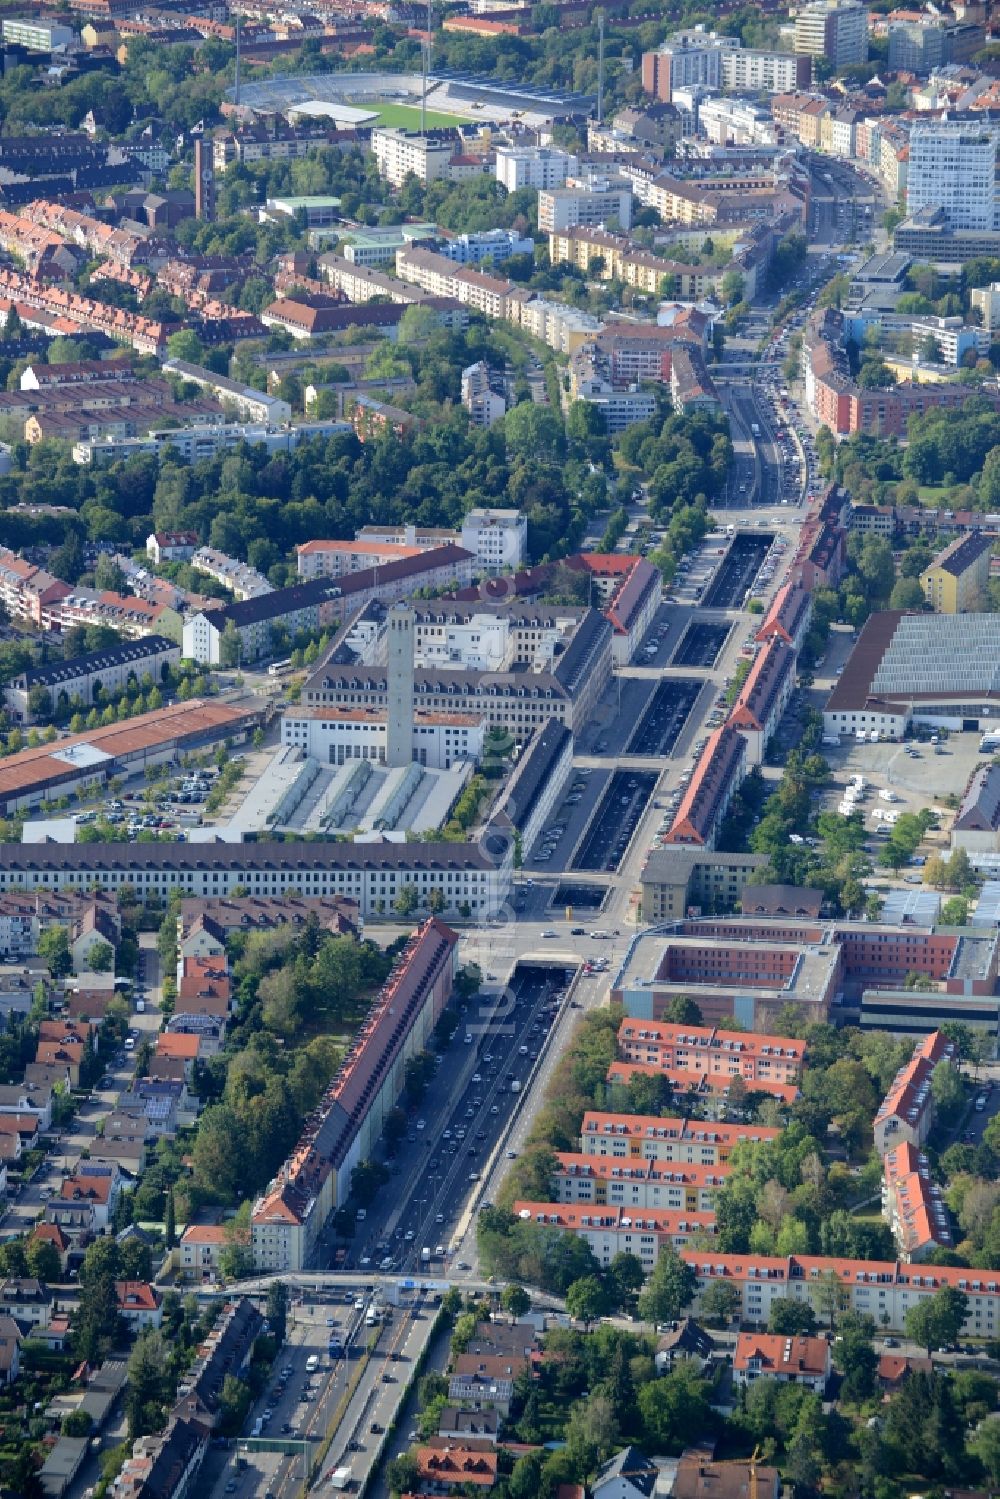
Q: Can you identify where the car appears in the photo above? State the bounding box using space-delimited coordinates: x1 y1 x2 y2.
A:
225 1484 238 1494
382 1373 396 1384
541 930 557 938
370 1422 384 1434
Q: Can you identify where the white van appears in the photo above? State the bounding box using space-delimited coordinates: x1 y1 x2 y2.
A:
306 1355 319 1373
252 1418 264 1437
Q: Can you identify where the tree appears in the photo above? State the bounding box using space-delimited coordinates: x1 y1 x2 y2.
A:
394 884 419 917
87 939 115 973
811 1269 849 1331
905 1285 969 1353
931 1058 965 1120
266 1280 289 1347
606 1251 645 1311
638 1246 696 1326
126 1330 170 1438
941 896 969 927
167 329 205 364
387 1453 419 1496
971 1415 1000 1485
219 620 242 668
164 1187 176 1250
663 995 704 1026
26 1236 62 1283
889 576 926 611
38 925 72 978
62 1410 92 1436
566 1275 610 1328
769 1298 818 1335
699 1278 740 1328
835 1311 878 1402
637 1362 711 1452
501 1284 531 1320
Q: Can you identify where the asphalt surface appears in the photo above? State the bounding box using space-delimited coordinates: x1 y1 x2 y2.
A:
626 678 702 757
702 533 774 610
672 621 730 669
571 770 657 873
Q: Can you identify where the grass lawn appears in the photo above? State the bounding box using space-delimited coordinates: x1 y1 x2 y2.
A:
369 102 466 129
916 485 952 504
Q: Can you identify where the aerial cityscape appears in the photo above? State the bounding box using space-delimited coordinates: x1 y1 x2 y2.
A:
9 3 1000 1499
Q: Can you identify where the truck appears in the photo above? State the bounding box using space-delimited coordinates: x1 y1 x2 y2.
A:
750 422 761 437
306 1354 319 1373
421 1247 431 1263
511 1080 521 1094
330 1468 353 1490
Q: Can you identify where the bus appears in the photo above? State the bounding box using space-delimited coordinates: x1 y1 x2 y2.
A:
268 659 292 677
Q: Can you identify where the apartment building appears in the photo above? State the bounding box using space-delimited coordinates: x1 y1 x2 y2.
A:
663 724 746 848
755 582 813 653
513 1200 717 1269
160 360 292 425
5 635 179 723
722 49 812 92
641 30 736 102
183 545 474 665
495 146 578 192
74 420 351 467
296 538 426 581
538 182 633 235
460 509 528 574
553 1153 728 1212
371 129 462 187
580 1111 780 1163
727 637 796 766
461 361 506 429
683 1250 1000 1337
617 1019 805 1089
874 1031 956 1153
920 532 992 612
1 18 75 48
793 0 869 67
252 919 458 1270
882 1141 954 1262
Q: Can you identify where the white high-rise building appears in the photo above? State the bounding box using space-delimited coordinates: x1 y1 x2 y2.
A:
495 147 579 193
907 119 1000 230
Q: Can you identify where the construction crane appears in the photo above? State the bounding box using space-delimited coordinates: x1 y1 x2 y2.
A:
715 1445 763 1499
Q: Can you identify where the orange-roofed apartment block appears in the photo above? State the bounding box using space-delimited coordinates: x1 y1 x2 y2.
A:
615 1018 805 1102
882 1140 955 1262
873 1030 956 1155
513 1200 717 1270
579 1111 780 1163
553 1152 729 1212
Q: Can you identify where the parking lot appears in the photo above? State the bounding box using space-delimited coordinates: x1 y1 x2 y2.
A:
572 770 657 872
672 621 731 669
702 533 774 609
627 678 703 757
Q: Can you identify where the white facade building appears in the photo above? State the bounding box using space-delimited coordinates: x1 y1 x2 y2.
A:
721 48 811 92
538 181 634 234
371 129 457 187
495 147 579 192
460 508 528 574
2 18 74 48
907 120 1000 231
280 706 485 768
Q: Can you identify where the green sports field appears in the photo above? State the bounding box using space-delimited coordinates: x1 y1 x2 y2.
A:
367 102 468 129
